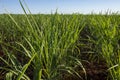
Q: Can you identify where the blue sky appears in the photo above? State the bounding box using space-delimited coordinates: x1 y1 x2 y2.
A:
0 0 120 14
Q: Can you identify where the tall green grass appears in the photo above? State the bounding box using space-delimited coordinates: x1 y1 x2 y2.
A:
87 14 120 80
0 1 120 80
0 0 86 80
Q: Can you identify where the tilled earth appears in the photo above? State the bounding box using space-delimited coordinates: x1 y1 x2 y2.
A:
62 61 108 80
0 50 108 80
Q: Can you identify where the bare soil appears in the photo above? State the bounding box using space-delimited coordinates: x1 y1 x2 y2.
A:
0 50 108 80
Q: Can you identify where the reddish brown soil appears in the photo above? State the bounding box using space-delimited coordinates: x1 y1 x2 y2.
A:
0 50 4 57
0 50 6 80
0 50 108 80
62 61 108 80
82 61 108 80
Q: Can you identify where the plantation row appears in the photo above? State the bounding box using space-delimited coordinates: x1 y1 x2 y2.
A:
0 13 120 80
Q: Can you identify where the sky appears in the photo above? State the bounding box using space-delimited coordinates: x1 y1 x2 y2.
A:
0 0 120 14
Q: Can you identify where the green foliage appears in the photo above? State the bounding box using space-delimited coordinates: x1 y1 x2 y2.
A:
0 1 120 80
87 14 120 80
0 0 85 80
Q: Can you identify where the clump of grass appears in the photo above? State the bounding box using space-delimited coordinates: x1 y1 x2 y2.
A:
88 13 120 80
0 0 86 80
0 1 120 80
